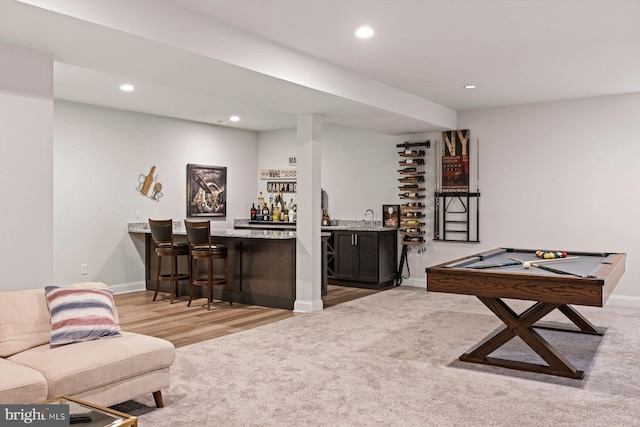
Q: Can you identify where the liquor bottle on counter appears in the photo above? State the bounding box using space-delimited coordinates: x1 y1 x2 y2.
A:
258 191 265 207
273 203 281 222
322 209 330 226
262 203 270 221
289 205 296 222
250 203 257 220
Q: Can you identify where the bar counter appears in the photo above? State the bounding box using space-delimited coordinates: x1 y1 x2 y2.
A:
129 221 297 239
128 222 327 310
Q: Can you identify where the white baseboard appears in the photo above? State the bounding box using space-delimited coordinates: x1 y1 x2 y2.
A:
397 277 425 289
607 295 640 309
108 280 640 310
110 281 146 295
294 298 324 313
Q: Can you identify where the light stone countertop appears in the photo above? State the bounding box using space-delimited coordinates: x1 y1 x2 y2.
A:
128 222 297 240
127 222 331 239
233 219 394 232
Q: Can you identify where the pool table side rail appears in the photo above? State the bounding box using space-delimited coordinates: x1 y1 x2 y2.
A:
598 253 626 305
425 249 625 307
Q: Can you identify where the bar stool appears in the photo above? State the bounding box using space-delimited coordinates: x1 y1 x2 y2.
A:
149 219 190 304
184 220 232 310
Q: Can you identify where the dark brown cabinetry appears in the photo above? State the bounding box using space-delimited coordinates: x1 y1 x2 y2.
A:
331 229 397 288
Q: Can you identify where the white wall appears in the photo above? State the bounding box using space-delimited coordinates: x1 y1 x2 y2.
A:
258 95 640 305
422 93 640 305
54 101 258 289
0 44 54 291
257 123 439 290
257 124 405 221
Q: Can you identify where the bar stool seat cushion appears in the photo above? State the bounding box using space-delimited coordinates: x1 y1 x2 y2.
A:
155 242 188 249
191 244 227 253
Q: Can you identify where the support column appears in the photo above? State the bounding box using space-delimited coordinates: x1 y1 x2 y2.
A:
294 114 323 312
0 44 53 290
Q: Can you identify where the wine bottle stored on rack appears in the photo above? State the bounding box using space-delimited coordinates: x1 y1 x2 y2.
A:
399 158 425 165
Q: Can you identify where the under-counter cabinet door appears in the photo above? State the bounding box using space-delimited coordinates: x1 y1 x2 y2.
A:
334 231 357 280
333 231 379 283
354 232 378 282
331 229 397 287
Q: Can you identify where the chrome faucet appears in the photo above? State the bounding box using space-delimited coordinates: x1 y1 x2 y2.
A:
365 209 375 227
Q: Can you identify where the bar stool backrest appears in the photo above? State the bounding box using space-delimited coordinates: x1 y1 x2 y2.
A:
184 221 212 254
149 219 174 247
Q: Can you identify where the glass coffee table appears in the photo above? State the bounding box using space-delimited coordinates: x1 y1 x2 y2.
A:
40 395 137 426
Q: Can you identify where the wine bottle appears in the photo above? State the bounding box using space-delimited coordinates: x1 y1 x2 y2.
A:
250 203 257 220
403 149 425 156
400 158 425 165
398 167 417 173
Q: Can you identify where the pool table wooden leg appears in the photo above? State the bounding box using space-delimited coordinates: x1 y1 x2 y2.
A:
460 297 584 379
532 304 604 336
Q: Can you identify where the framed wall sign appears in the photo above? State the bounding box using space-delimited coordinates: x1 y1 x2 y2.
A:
383 204 400 227
186 164 227 217
441 129 470 192
267 181 297 193
260 168 297 180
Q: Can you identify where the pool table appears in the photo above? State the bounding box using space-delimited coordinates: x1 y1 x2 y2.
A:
426 247 626 379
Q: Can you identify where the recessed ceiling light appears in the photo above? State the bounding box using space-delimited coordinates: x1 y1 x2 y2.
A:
355 26 374 39
120 84 134 92
229 115 240 122
464 85 477 89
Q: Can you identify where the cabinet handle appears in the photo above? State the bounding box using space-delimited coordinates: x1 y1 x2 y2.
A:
355 233 358 245
351 234 354 245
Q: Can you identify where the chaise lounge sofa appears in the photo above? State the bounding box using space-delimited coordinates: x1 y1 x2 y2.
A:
0 282 175 407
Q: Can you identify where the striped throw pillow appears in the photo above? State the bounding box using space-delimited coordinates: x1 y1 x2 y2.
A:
45 286 122 346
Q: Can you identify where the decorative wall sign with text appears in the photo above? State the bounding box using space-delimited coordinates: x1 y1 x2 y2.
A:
441 129 470 192
267 181 297 193
260 169 297 180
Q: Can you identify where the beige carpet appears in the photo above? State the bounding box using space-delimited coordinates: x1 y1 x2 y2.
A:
115 287 640 426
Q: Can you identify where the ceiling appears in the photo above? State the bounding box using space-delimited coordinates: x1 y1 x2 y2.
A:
1 0 639 135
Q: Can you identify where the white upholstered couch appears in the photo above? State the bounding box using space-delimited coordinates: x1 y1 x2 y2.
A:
0 282 175 407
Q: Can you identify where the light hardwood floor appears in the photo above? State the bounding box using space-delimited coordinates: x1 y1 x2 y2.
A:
114 285 387 348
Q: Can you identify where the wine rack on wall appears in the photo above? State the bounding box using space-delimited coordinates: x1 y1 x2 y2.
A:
397 141 430 246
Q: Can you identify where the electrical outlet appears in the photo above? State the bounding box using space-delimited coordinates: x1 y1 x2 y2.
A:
135 209 141 219
81 264 88 275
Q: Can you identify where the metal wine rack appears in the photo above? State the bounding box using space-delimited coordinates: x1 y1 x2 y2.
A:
397 141 430 246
